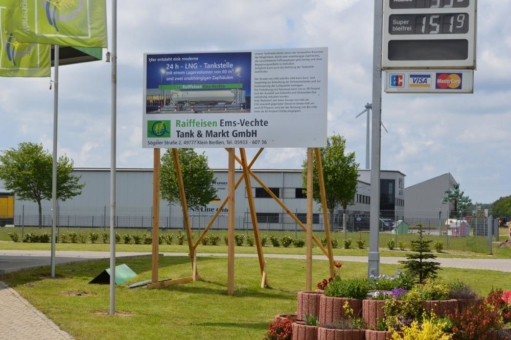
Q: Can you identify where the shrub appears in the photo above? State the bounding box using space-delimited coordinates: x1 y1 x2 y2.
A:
177 231 185 245
89 232 99 244
434 241 444 253
293 239 305 248
60 233 69 243
344 239 352 249
158 235 163 245
223 235 228 246
123 234 132 244
246 235 255 247
69 232 79 243
324 277 369 299
356 238 365 249
392 313 453 340
322 237 338 249
78 233 87 243
23 232 37 243
209 235 220 245
398 241 405 250
133 234 143 244
101 232 109 244
8 232 19 242
261 235 268 247
369 270 415 291
162 234 173 245
447 280 478 300
416 281 449 300
263 317 293 340
115 232 121 243
281 236 293 248
270 236 280 247
303 314 318 326
143 234 152 244
234 234 245 246
387 239 395 250
331 238 338 249
200 236 210 246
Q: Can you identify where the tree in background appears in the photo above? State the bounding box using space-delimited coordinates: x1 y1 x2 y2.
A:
442 183 472 218
301 134 359 229
160 149 217 214
492 196 511 219
0 142 85 226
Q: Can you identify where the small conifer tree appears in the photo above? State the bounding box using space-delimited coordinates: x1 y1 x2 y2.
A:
399 224 441 284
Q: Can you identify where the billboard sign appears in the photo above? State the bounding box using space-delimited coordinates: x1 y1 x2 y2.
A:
382 0 477 69
143 48 328 148
385 69 473 93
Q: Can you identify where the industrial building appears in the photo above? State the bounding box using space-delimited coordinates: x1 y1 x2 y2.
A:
0 168 405 230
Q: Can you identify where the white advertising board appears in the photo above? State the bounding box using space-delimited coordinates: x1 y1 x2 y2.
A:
385 69 473 93
382 0 477 70
142 48 328 148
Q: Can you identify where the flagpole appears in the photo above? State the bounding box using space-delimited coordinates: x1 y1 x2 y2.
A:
51 45 59 278
109 0 118 316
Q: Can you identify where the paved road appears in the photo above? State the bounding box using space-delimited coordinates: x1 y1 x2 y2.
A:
0 250 510 340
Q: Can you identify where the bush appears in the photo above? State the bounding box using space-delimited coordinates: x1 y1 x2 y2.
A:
123 234 132 244
209 235 220 245
60 233 69 243
387 239 395 250
101 232 109 244
8 232 19 242
246 235 255 247
331 239 338 249
344 239 352 249
447 280 478 300
263 317 293 340
177 231 185 245
434 241 443 253
261 235 268 247
223 235 228 246
293 239 305 248
69 232 79 243
356 239 365 249
78 233 87 244
398 241 405 251
161 234 172 245
23 232 37 243
143 234 152 244
321 237 338 248
200 236 210 246
270 236 280 247
324 277 369 299
115 232 121 243
234 234 245 246
281 236 293 248
89 232 99 244
133 234 143 244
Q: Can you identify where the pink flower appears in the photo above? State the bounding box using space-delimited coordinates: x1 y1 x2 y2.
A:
502 291 511 303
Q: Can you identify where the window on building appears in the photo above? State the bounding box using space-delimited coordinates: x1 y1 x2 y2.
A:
295 213 320 224
295 188 307 199
255 187 280 198
256 213 279 223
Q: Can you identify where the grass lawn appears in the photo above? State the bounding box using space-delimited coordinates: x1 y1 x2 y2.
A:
2 253 511 340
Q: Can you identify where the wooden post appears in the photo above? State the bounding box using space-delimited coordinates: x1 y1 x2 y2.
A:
151 148 160 283
227 148 235 295
315 148 335 278
240 148 267 287
172 149 195 271
306 148 313 291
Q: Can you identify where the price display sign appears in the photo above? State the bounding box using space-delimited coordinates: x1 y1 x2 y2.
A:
382 0 477 69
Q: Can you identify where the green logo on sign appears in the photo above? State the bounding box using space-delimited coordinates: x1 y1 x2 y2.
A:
147 120 170 138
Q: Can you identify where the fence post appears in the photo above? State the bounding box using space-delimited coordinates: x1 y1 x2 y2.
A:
488 215 493 255
22 205 24 241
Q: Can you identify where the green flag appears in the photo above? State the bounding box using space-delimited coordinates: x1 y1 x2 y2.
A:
0 4 50 77
8 0 108 48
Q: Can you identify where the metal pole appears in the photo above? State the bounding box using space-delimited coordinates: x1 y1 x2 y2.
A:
109 0 118 316
488 215 493 255
368 0 383 278
365 104 371 169
50 45 60 278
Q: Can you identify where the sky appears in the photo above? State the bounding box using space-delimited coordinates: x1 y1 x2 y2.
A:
0 0 509 204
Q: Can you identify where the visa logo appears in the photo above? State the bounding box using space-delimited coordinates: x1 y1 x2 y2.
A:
409 74 431 88
389 74 404 88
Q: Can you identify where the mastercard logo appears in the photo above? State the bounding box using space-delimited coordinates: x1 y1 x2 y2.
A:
436 73 462 90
